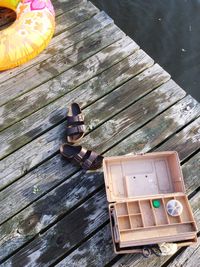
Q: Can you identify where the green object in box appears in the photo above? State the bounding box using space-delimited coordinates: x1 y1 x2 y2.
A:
152 199 161 208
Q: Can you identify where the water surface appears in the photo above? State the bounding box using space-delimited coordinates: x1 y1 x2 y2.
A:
91 0 200 101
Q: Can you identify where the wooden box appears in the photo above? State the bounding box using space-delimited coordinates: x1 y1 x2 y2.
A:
103 151 198 254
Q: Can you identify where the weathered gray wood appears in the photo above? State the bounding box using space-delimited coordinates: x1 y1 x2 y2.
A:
1 189 109 267
182 152 200 195
0 55 158 159
53 0 87 17
0 1 200 266
0 6 103 84
0 168 104 262
54 1 98 35
155 116 200 160
166 237 200 267
82 80 186 152
0 133 198 263
83 63 170 128
0 90 193 260
0 77 182 190
2 161 200 267
0 63 172 220
0 22 125 130
56 224 115 267
0 96 197 225
0 22 126 108
109 95 200 156
56 160 200 267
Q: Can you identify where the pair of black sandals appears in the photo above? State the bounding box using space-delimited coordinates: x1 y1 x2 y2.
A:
60 103 103 171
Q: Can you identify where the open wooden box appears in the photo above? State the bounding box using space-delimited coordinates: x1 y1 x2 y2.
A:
103 151 198 254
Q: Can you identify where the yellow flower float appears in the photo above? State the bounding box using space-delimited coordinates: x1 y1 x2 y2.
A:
0 0 55 71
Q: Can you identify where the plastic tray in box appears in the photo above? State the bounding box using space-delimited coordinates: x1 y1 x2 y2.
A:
103 151 198 254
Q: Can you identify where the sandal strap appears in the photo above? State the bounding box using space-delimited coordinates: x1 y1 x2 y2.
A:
66 125 86 136
82 151 99 170
74 147 87 163
66 114 84 126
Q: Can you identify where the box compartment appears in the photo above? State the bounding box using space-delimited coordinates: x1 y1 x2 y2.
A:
103 151 185 202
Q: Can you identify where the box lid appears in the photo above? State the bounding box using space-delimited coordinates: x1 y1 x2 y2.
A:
103 151 185 202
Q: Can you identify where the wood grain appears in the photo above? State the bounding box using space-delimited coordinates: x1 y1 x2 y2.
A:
1 189 109 267
155 116 200 160
56 224 115 267
0 51 154 159
0 22 125 108
1 0 199 266
2 160 200 266
109 95 200 156
1 64 173 222
0 68 178 190
54 1 98 35
0 95 194 261
0 22 123 130
82 80 186 152
53 0 87 17
167 236 200 267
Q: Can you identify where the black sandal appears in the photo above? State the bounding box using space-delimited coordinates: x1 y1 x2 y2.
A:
66 103 85 144
60 144 103 171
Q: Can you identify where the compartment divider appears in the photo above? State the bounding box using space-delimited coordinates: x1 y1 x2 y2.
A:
138 200 145 228
118 215 131 231
139 200 156 227
130 214 143 229
150 200 158 226
161 198 170 224
127 201 141 214
174 195 193 224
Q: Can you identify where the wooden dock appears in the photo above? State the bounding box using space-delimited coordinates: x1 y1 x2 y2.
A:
0 0 199 266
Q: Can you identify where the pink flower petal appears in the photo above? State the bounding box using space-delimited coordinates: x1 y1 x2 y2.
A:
31 0 46 10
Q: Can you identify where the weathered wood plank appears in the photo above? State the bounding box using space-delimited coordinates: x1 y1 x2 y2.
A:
110 190 200 267
0 4 100 84
182 152 200 195
50 158 200 267
0 90 192 260
0 22 126 108
53 0 87 17
54 1 98 35
110 95 200 156
1 189 109 267
82 80 186 152
56 224 115 267
155 116 200 160
166 237 200 267
0 78 182 190
0 169 104 262
0 22 125 130
1 64 172 221
83 63 170 128
0 120 199 263
1 57 163 160
2 160 200 267
1 1 198 266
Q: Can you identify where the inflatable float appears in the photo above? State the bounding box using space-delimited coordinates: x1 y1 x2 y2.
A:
0 0 55 71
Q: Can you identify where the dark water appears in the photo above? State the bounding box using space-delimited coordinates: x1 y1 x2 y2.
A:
91 0 200 101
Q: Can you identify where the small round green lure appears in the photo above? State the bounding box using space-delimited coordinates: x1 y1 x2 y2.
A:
152 199 161 208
